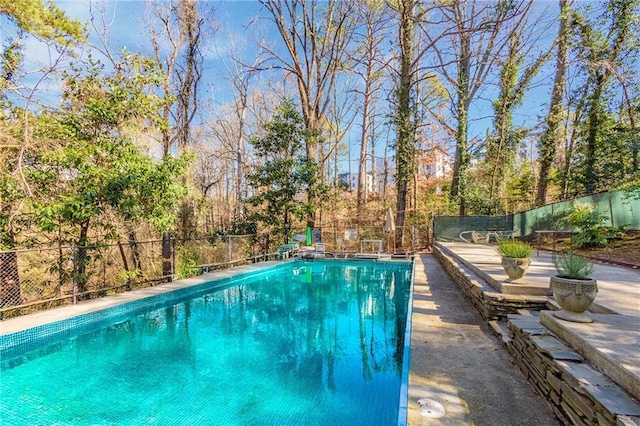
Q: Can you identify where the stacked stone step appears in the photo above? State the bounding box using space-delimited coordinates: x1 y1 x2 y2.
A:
434 247 549 321
507 315 640 426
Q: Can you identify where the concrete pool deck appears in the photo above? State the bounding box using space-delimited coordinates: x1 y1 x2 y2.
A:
436 242 640 400
406 243 640 425
407 253 560 425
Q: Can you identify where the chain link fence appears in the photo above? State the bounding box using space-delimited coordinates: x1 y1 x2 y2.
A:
314 225 432 254
0 227 430 320
0 235 261 320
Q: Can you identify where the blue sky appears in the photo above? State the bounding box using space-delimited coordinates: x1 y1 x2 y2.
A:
6 0 568 172
47 0 393 171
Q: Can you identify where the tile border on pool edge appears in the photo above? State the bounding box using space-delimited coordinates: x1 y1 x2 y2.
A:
397 258 416 426
0 261 288 357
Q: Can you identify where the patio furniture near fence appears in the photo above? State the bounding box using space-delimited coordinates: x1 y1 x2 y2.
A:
459 229 518 244
277 242 299 258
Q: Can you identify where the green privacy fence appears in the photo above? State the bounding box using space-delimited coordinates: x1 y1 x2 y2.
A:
434 190 640 241
433 215 515 241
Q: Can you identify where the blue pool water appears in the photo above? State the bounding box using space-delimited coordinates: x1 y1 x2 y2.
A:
1 260 412 425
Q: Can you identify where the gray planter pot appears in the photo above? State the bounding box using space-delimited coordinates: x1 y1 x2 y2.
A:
550 275 598 323
501 257 531 280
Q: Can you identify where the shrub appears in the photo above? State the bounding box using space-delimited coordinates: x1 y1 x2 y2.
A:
175 243 204 279
497 240 533 258
552 254 594 279
566 202 609 248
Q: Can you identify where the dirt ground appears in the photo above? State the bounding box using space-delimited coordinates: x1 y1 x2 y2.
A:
540 230 640 268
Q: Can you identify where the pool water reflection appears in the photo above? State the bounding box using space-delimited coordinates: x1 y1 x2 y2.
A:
0 260 412 425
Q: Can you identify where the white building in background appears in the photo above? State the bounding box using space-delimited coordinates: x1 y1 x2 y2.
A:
338 172 373 192
418 146 452 179
339 148 451 193
338 157 394 194
337 172 356 191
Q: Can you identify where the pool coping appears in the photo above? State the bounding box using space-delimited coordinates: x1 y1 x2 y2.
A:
0 261 287 337
0 261 292 358
397 258 417 426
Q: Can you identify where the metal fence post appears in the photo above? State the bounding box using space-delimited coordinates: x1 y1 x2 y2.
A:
171 237 176 281
162 232 172 282
72 245 77 305
411 226 415 253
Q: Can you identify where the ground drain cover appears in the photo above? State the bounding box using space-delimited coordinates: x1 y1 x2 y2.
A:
417 398 446 418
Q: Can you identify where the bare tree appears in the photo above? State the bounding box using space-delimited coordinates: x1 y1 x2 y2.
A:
144 0 214 275
324 78 358 191
421 0 529 215
210 34 263 219
145 0 213 156
351 2 392 218
257 0 357 226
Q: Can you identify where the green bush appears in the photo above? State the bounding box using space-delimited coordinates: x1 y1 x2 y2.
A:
175 243 204 279
567 202 609 248
497 240 533 258
552 254 594 279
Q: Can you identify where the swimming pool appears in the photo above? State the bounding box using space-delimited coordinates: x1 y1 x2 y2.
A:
0 259 413 425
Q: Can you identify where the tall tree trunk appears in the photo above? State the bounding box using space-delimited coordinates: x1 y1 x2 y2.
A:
128 225 142 271
395 0 416 249
536 0 569 206
236 97 247 219
620 80 638 173
117 241 132 289
584 73 605 194
76 220 90 295
162 231 172 281
451 32 470 216
536 0 571 206
357 97 371 219
370 113 377 195
561 106 584 199
176 0 202 150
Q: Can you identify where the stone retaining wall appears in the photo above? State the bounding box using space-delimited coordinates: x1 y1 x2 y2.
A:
433 246 549 321
432 247 640 425
508 315 640 425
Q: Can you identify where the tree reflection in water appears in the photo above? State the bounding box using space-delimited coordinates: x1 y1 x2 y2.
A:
1 260 412 425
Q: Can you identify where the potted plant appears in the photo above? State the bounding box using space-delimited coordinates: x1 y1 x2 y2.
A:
550 254 598 323
497 240 534 280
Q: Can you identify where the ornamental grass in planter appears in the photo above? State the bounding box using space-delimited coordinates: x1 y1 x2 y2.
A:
497 240 534 280
550 254 598 323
